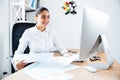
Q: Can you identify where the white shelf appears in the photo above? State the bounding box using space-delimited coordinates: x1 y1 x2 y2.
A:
13 2 36 11
25 5 36 12
12 0 37 22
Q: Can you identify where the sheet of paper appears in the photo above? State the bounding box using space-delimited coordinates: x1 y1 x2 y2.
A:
23 62 80 80
13 53 54 63
23 62 57 78
16 53 79 79
49 53 79 68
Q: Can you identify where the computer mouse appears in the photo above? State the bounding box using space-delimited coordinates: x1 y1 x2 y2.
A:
84 66 97 73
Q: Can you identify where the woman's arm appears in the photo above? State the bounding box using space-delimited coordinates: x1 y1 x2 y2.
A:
13 30 29 70
14 30 29 57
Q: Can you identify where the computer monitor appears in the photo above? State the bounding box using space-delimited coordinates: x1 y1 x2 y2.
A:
79 6 110 61
78 6 115 70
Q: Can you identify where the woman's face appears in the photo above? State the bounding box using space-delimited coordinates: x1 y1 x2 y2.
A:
35 10 50 29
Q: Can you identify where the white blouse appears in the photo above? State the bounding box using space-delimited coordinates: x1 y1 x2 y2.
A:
14 26 67 56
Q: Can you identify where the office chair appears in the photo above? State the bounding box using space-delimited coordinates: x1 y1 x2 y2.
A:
10 22 36 73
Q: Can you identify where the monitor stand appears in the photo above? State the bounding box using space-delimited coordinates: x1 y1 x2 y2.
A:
85 34 114 71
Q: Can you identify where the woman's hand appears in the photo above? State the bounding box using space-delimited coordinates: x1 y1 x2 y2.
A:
15 60 27 70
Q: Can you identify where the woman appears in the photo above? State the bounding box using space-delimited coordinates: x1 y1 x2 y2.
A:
13 7 72 70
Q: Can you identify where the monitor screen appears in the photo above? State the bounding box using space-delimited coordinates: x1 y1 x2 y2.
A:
79 6 109 61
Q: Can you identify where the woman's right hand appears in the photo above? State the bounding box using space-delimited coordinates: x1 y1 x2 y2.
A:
15 60 27 70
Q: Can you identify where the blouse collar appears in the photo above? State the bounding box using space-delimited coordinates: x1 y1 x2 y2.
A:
35 25 49 33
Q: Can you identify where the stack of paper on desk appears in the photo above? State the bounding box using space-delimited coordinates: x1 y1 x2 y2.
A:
24 63 75 80
23 63 79 80
13 53 79 66
22 54 79 80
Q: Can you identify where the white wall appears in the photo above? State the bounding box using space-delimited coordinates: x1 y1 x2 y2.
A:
40 0 84 49
40 0 120 61
0 0 11 79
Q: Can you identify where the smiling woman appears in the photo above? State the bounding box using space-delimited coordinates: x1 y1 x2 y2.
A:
13 7 72 70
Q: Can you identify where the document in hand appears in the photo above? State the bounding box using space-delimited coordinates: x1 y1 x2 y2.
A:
13 52 79 67
13 53 54 63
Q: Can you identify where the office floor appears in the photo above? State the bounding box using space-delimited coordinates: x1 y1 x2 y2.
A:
67 53 120 80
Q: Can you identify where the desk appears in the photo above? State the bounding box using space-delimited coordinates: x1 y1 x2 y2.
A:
2 53 120 80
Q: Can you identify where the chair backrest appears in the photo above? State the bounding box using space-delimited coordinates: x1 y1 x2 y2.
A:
12 22 36 55
11 22 36 73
